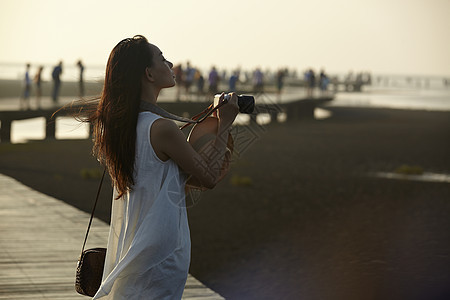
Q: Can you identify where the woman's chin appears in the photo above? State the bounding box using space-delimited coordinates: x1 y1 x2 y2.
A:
162 81 176 89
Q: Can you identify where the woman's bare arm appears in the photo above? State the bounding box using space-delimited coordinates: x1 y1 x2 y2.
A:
151 94 238 188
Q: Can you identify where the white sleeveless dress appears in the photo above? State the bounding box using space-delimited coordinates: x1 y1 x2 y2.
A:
93 112 191 300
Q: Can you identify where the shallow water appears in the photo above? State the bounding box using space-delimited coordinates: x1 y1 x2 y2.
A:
372 172 450 183
331 86 450 111
8 116 89 143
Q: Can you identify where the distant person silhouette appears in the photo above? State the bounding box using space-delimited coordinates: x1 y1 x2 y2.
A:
319 69 329 95
51 61 63 104
195 69 205 100
208 66 219 96
276 68 286 101
173 64 183 101
229 70 239 92
77 60 85 97
253 67 264 93
183 61 195 100
20 63 32 110
34 66 44 109
306 68 315 98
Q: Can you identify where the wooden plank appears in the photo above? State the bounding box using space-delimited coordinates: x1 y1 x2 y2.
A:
0 173 224 299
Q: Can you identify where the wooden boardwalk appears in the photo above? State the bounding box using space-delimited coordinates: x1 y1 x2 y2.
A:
0 96 334 143
0 173 224 299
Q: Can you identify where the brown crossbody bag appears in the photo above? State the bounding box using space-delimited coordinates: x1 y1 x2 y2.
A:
75 168 107 297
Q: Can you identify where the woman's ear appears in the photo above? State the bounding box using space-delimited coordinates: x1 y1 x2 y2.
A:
145 67 155 82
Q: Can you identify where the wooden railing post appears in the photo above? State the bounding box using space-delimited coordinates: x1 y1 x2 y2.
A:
45 114 56 140
0 119 11 143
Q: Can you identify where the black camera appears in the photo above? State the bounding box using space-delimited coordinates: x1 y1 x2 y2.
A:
215 94 255 114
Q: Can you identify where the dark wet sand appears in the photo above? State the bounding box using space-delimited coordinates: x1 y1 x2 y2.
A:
1 106 449 300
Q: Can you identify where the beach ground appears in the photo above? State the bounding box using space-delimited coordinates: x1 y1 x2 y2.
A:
0 106 449 300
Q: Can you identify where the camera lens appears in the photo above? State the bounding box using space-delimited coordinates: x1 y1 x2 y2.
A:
216 93 255 114
237 95 255 114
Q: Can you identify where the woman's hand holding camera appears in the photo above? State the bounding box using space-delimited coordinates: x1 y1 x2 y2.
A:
216 92 239 126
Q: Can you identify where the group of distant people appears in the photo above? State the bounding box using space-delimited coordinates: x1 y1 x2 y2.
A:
20 59 370 108
173 62 223 101
20 60 85 110
171 63 337 103
170 62 292 102
304 69 331 98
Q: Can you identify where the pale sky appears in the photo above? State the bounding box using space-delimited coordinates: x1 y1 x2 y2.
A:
1 0 449 77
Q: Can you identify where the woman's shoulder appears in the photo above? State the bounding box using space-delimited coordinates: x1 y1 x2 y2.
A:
151 118 180 138
149 118 185 162
138 112 180 136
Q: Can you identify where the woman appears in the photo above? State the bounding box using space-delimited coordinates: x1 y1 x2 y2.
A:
90 35 238 299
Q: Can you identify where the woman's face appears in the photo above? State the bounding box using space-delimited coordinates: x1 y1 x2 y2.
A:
147 43 176 89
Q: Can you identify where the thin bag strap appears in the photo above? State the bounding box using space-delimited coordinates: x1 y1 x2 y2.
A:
80 167 106 254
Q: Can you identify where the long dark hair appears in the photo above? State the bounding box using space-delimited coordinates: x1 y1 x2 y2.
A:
90 35 153 199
